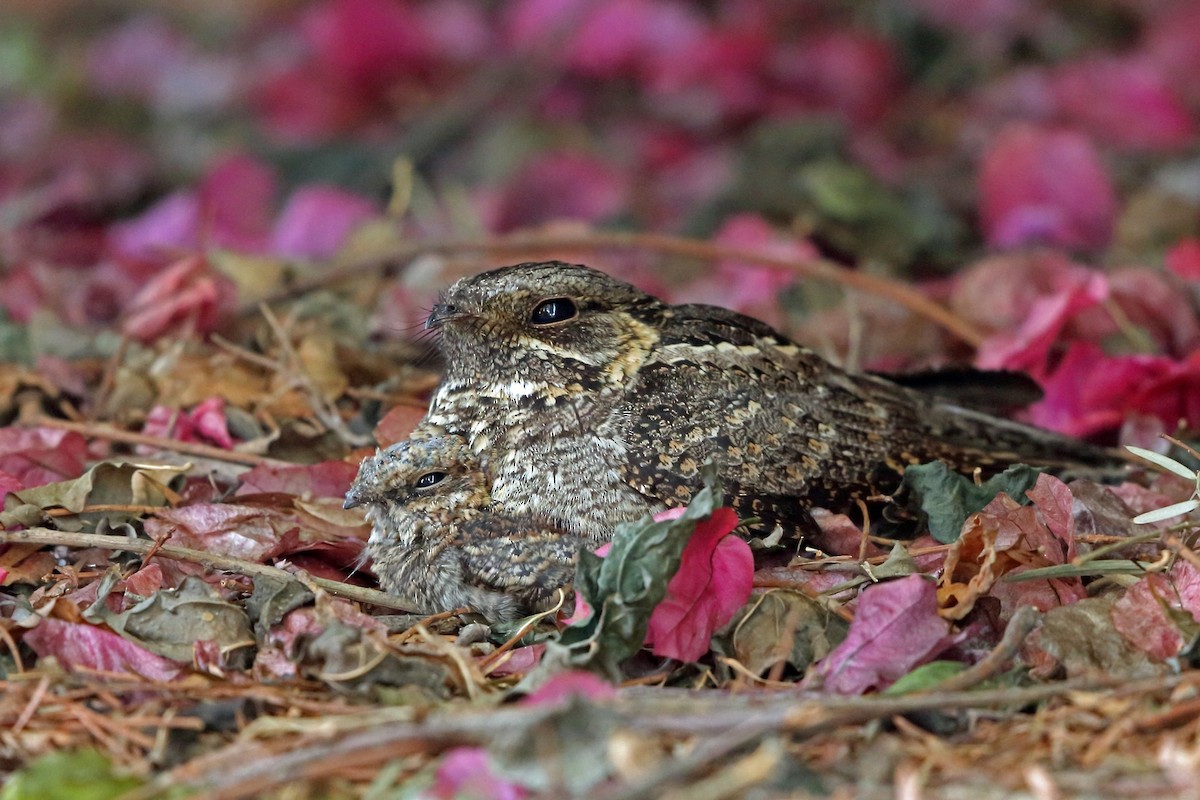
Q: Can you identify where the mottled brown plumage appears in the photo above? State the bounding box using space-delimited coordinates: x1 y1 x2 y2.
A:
345 434 582 620
422 261 1123 542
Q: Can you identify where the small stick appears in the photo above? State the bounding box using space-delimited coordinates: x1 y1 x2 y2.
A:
9 675 47 735
0 527 419 612
478 590 566 674
44 504 169 518
921 605 1041 693
30 417 288 468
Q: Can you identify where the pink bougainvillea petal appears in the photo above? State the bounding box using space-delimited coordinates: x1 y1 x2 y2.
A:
1027 341 1200 438
1167 238 1200 282
270 185 377 260
484 644 546 677
1051 57 1194 153
974 270 1108 378
521 670 617 705
143 397 234 449
810 574 953 694
979 124 1116 251
109 191 201 259
670 213 816 326
484 151 627 233
188 397 235 449
197 153 277 254
430 747 527 800
645 506 752 662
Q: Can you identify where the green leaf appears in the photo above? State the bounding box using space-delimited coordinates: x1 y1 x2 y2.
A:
872 541 922 579
0 309 31 363
1125 446 1198 481
542 470 724 680
1 749 142 800
902 462 1044 544
1003 560 1169 582
1133 498 1200 525
883 661 967 695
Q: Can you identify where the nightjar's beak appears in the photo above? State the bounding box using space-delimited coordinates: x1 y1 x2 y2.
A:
343 488 364 510
425 301 461 331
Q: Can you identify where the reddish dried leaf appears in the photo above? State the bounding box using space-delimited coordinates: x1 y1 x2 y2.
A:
0 427 88 489
1107 267 1200 355
374 404 428 446
812 509 886 558
121 255 234 342
122 563 166 598
1112 560 1200 661
752 564 861 602
24 617 184 681
283 549 369 582
485 644 546 677
236 460 359 498
145 504 295 562
939 477 1084 621
810 574 952 694
143 397 234 449
1025 473 1077 559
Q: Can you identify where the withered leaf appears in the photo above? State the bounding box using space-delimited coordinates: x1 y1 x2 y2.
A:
1028 596 1162 680
1 462 187 532
246 573 314 638
84 572 253 664
727 589 849 676
490 696 617 794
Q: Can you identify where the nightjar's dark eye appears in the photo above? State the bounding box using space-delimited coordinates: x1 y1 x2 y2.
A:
414 471 447 489
530 298 578 325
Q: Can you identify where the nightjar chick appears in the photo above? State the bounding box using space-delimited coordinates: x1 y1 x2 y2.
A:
344 434 583 621
422 261 1123 543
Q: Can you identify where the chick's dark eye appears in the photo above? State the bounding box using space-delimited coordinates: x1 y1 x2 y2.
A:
414 471 447 489
530 298 577 325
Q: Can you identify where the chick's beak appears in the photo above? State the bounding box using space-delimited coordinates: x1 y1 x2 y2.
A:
343 489 363 510
424 301 461 331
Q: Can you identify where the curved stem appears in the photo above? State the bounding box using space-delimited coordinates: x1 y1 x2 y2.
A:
250 231 987 347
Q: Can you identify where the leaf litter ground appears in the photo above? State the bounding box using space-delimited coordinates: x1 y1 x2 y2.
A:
3 239 1200 799
5 1 1200 796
